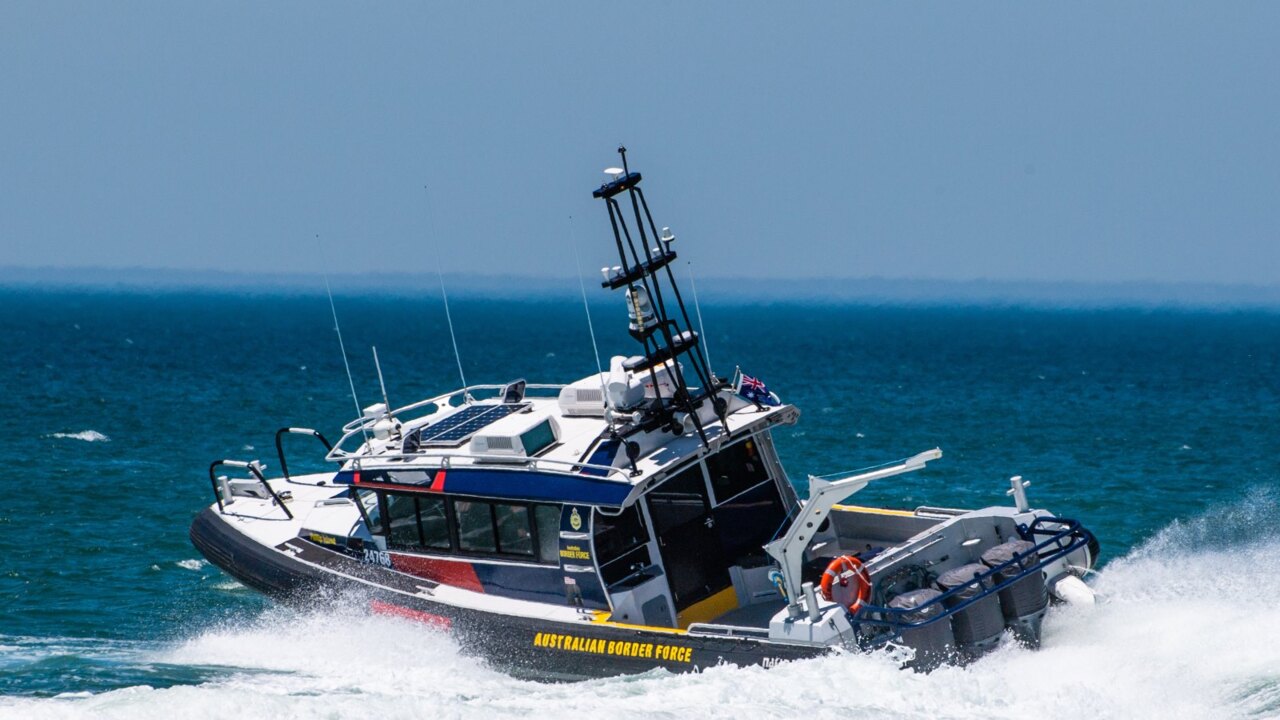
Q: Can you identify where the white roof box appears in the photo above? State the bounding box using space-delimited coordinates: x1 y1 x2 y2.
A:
471 414 561 461
558 373 610 417
558 359 686 416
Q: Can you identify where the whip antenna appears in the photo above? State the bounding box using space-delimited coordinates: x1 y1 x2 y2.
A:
423 185 470 400
372 346 391 411
570 215 609 408
319 239 369 442
687 262 713 380
438 273 468 397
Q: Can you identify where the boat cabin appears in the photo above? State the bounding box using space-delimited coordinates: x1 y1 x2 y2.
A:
343 408 798 629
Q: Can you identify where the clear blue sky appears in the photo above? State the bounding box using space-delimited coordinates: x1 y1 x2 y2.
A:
2 2 1278 284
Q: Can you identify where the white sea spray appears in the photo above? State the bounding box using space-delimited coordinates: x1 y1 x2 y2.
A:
46 430 110 442
4 521 1279 720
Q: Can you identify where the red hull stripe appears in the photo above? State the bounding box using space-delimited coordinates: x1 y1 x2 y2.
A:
391 553 484 593
370 599 452 629
430 470 447 492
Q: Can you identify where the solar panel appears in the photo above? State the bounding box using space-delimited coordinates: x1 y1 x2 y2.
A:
412 403 529 448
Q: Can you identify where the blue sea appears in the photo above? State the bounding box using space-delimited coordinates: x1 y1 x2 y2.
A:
2 287 1279 719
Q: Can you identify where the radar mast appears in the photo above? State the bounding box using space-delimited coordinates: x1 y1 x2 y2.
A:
592 147 727 446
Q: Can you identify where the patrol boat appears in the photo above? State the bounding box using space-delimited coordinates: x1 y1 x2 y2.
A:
189 148 1100 679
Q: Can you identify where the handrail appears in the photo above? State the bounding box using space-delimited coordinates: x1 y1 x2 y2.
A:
685 623 771 639
324 446 638 485
851 516 1094 645
207 459 295 520
275 427 333 483
320 382 759 485
339 383 569 434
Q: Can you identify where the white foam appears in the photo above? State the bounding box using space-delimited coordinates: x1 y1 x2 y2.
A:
4 496 1280 720
46 430 110 443
176 560 206 571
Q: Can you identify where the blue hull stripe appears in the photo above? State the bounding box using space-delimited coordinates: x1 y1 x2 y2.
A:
335 468 630 506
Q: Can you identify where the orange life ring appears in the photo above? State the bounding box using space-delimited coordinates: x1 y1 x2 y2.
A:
819 555 871 613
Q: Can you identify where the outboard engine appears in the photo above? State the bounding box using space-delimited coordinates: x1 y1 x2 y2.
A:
935 563 1004 659
887 588 955 671
981 539 1049 647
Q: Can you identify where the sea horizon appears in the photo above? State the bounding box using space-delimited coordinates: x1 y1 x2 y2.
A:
5 264 1280 311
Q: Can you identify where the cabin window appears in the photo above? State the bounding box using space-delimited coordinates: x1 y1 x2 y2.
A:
455 500 498 553
417 496 452 549
386 493 422 549
593 505 652 585
535 505 561 563
364 469 433 485
354 488 383 535
713 481 787 563
374 491 453 551
494 503 534 556
647 463 711 527
367 492 561 564
705 436 771 506
353 486 381 532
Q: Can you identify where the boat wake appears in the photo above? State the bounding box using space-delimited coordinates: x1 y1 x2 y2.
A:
4 492 1279 720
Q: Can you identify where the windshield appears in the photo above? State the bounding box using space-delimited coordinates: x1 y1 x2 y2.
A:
353 487 383 534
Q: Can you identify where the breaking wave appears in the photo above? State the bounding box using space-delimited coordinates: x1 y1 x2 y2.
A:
3 494 1280 720
46 430 110 443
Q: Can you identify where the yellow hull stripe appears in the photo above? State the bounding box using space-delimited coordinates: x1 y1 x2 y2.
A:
831 503 916 518
590 587 741 633
675 586 739 629
588 610 688 635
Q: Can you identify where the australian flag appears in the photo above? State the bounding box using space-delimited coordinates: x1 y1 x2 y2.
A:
737 371 780 406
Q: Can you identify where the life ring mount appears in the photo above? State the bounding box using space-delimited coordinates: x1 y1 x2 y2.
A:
819 555 871 614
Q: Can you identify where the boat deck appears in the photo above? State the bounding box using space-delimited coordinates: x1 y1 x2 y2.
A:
712 599 786 628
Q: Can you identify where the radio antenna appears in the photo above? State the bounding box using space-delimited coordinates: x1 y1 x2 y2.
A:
319 236 369 442
570 215 608 408
687 262 713 380
423 185 470 401
372 346 391 411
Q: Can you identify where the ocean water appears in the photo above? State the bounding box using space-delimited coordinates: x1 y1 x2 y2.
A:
2 288 1279 719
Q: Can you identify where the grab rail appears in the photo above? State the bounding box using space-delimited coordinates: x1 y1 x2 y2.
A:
685 623 772 639
275 427 333 483
207 459 295 520
851 516 1094 646
322 384 648 484
339 383 569 434
327 448 638 484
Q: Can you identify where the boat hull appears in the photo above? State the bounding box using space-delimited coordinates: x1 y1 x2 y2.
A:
190 508 828 680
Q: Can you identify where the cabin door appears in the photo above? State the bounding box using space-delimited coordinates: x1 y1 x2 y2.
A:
645 463 731 613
